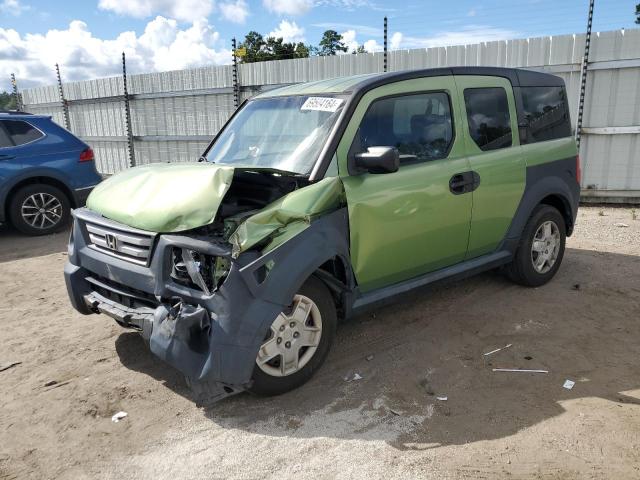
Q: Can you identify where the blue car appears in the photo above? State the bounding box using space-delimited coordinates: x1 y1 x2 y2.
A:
0 112 102 235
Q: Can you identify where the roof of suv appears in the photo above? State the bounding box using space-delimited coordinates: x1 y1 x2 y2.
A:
258 66 564 98
0 111 49 120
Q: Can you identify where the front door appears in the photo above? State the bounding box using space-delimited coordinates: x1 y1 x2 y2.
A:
337 77 473 292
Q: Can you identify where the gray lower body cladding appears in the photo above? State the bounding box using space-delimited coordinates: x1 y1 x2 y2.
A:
64 207 351 400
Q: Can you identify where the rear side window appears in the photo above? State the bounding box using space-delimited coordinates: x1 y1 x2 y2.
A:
352 91 454 164
521 86 571 142
1 120 44 146
464 88 512 151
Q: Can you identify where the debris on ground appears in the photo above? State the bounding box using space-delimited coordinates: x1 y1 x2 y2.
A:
492 368 549 373
366 355 374 361
0 361 21 372
572 283 581 291
563 379 576 390
436 396 448 401
44 380 57 387
524 356 533 360
111 411 128 423
483 344 512 356
344 373 363 382
389 408 401 416
614 223 630 228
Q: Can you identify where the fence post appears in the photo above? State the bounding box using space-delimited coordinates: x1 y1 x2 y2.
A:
575 0 595 150
55 64 71 131
10 73 22 111
232 37 239 109
122 52 135 168
383 16 388 72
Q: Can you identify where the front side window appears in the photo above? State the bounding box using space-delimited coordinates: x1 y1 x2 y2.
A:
464 87 512 151
1 120 43 146
521 86 571 143
206 95 345 175
351 92 454 164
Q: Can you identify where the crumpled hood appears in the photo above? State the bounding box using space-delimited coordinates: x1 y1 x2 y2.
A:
86 162 235 233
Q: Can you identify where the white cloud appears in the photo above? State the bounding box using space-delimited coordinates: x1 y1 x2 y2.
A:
389 31 402 49
98 0 214 23
262 0 312 16
339 29 381 53
400 26 520 49
0 17 231 90
268 20 305 43
340 29 358 52
220 0 249 24
0 0 30 15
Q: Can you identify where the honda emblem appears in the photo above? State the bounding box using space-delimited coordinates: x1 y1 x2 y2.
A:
105 233 118 251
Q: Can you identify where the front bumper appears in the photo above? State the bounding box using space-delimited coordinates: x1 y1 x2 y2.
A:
64 208 288 402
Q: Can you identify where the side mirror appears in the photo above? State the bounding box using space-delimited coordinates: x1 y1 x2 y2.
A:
354 146 400 174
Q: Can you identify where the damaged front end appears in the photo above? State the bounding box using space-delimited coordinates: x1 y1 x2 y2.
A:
65 163 350 404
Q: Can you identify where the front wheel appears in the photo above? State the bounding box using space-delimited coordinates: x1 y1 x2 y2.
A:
249 276 337 396
505 204 566 287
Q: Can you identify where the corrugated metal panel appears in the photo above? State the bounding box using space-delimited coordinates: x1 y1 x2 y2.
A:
19 28 640 194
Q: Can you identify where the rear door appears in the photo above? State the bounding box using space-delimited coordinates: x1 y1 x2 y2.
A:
454 76 525 259
0 120 25 186
336 77 473 292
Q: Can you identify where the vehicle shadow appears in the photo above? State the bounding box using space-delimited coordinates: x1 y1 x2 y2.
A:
115 247 640 450
0 224 69 264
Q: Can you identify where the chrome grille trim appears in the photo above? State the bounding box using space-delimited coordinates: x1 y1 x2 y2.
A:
83 220 156 266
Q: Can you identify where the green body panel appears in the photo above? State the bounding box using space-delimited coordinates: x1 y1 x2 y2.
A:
453 75 526 258
521 137 577 167
228 176 345 258
337 77 473 292
86 163 234 233
256 74 378 98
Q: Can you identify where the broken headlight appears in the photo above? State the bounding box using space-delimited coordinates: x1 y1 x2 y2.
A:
170 248 231 296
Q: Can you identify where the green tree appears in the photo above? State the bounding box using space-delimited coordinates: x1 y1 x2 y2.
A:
351 45 367 54
636 3 640 24
0 91 17 110
318 30 348 56
238 31 311 63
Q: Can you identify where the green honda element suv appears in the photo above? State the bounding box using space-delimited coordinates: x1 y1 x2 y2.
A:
65 67 580 403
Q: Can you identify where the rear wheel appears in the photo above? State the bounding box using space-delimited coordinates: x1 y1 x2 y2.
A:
249 276 337 396
505 204 566 287
9 184 71 236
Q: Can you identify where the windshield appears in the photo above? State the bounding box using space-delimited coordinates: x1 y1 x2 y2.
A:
206 95 346 175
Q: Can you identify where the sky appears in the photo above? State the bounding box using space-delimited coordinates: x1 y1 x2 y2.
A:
0 0 638 90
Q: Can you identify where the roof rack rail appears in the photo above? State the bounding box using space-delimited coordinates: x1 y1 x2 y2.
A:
0 110 32 115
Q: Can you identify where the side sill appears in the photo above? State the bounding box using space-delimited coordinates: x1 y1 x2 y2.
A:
351 250 512 315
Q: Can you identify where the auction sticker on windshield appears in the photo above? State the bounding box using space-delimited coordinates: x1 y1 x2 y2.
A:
301 97 344 113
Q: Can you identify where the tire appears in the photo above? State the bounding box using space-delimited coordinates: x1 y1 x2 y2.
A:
505 204 566 287
8 184 71 236
249 276 337 396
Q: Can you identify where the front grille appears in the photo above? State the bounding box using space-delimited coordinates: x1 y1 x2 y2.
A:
85 222 155 266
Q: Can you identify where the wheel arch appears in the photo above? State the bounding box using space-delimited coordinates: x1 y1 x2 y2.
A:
505 175 577 249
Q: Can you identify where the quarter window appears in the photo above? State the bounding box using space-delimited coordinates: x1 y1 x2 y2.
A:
351 92 454 164
1 120 43 146
464 88 512 151
521 86 571 142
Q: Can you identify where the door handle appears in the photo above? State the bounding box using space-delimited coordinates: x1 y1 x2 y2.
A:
449 173 469 194
449 171 481 195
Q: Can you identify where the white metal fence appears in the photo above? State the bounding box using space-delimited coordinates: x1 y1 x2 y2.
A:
21 28 640 200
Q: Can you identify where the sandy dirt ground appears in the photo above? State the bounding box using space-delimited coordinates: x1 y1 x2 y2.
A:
1 206 639 480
